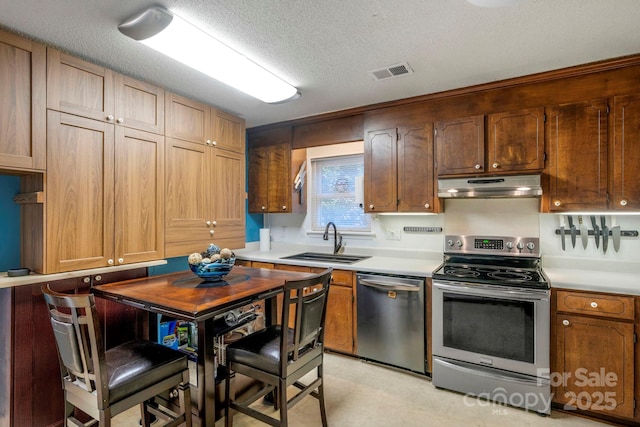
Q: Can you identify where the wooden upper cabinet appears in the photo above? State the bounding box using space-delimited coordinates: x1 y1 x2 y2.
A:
545 99 608 212
364 128 397 212
114 74 164 134
487 107 544 173
435 115 484 176
612 93 640 210
46 111 115 272
398 123 435 212
212 148 246 246
248 145 270 213
47 47 164 134
165 92 208 144
0 29 46 171
267 143 292 213
213 109 245 153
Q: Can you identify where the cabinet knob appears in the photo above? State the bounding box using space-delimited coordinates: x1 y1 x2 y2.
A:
562 319 570 326
620 199 628 206
590 301 598 308
107 259 114 265
369 204 375 210
492 163 499 169
424 203 430 209
206 139 211 145
281 205 287 211
117 117 124 124
106 115 114 121
554 200 562 207
210 230 215 235
94 275 102 282
212 140 217 146
118 258 124 264
83 277 90 284
212 220 217 226
206 221 212 226
475 164 482 170
261 206 266 211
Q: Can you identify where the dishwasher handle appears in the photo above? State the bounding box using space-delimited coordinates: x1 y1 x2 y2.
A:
358 278 420 292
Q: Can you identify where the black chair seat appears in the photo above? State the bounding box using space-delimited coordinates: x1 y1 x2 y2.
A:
106 340 189 403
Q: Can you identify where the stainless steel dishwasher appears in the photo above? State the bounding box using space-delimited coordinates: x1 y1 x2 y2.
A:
356 272 426 374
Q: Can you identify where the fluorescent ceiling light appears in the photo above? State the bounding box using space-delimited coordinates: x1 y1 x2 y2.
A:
118 6 300 103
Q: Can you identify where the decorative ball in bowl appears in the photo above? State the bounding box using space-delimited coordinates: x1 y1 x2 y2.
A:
188 244 236 281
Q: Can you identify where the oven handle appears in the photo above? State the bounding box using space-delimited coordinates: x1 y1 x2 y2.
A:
436 358 547 386
432 281 548 301
358 278 420 292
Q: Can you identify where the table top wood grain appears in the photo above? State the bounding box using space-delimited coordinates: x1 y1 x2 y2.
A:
91 266 315 321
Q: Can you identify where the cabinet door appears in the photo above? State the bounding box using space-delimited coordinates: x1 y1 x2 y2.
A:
212 148 246 248
435 115 484 176
612 94 640 210
114 74 164 134
114 127 164 264
0 29 46 171
546 99 608 211
164 137 212 257
165 92 208 144
488 107 544 173
324 285 354 354
364 128 397 212
47 48 115 122
213 109 245 153
248 145 269 213
398 123 435 212
555 314 634 419
267 143 292 213
46 111 115 273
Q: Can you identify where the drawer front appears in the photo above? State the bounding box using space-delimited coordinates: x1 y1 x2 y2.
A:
556 290 634 320
330 270 354 287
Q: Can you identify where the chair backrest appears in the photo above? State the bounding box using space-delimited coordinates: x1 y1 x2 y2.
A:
279 268 332 373
41 285 109 404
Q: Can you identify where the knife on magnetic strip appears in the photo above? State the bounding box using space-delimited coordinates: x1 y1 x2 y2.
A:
559 215 566 251
590 215 599 249
601 215 609 254
568 215 576 248
612 216 621 252
578 215 588 249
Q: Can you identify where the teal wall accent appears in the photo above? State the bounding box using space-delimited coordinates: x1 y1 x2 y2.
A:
0 175 21 271
148 256 188 276
245 135 263 242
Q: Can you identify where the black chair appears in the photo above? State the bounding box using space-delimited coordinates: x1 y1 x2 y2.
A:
42 284 192 426
225 268 333 427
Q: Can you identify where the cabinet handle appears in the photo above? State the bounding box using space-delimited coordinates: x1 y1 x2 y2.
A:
554 200 562 207
590 301 598 308
620 199 628 206
107 259 114 265
117 117 124 124
118 258 124 264
474 164 481 170
424 203 430 209
492 162 499 169
281 205 287 210
83 277 90 284
562 319 570 326
106 115 114 121
369 204 375 210
94 275 102 282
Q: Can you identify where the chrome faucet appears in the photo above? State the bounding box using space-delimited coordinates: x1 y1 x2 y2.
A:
323 221 343 254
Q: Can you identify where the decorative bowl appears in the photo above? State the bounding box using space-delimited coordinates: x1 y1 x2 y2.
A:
189 257 236 281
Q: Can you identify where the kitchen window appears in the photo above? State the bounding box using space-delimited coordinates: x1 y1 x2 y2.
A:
310 154 370 232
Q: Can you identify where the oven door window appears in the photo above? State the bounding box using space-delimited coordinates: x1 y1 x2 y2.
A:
443 293 534 363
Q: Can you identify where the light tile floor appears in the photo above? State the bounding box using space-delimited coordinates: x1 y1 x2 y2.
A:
114 353 611 426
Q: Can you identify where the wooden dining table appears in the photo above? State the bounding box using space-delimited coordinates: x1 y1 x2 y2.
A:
91 265 315 427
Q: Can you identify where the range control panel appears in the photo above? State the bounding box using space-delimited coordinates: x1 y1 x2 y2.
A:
444 235 540 257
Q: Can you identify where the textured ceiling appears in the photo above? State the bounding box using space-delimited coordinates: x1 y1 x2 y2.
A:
1 0 639 128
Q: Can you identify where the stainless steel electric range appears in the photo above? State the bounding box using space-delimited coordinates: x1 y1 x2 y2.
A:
431 235 551 415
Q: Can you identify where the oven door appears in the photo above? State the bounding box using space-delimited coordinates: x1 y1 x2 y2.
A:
432 280 550 378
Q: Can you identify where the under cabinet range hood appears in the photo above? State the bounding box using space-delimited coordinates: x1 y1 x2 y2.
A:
437 174 542 198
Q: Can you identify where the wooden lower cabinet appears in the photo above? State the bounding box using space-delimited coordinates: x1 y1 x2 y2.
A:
2 268 147 427
553 289 636 422
324 270 355 354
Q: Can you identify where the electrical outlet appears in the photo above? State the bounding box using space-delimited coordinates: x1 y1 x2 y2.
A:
385 229 401 240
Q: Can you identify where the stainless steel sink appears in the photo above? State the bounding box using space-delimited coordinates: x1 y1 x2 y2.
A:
280 252 370 264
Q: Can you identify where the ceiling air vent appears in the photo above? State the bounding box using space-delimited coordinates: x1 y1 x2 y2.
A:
368 62 414 81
